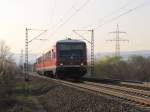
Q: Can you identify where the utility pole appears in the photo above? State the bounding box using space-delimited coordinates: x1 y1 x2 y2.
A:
107 24 128 56
25 28 47 81
73 29 94 76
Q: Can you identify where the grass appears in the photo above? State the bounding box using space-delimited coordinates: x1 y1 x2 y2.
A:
0 75 43 112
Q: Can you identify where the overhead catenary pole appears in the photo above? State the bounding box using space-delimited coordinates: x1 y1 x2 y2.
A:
24 28 47 81
73 29 94 76
91 29 94 76
25 28 29 81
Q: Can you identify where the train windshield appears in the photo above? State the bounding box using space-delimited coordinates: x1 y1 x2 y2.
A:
58 43 85 59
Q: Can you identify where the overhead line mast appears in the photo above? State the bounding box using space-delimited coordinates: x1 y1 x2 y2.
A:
25 28 47 81
25 28 29 81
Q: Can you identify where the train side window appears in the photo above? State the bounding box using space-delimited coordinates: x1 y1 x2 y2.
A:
53 52 56 58
48 52 49 59
42 55 44 61
40 57 42 63
48 51 51 59
39 57 41 63
38 58 40 63
46 53 48 60
51 50 53 59
45 54 46 61
42 54 44 62
45 54 46 60
52 50 55 59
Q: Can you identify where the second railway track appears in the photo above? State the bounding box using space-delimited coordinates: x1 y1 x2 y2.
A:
32 73 150 108
84 81 150 98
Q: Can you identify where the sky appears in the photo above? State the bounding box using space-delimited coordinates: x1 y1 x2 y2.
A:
0 0 150 57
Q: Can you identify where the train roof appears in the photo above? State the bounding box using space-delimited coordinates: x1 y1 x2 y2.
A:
57 38 85 43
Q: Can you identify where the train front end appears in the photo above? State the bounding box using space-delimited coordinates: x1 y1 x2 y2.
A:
56 39 87 79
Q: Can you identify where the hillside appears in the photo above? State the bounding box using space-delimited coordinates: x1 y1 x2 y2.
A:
13 50 150 64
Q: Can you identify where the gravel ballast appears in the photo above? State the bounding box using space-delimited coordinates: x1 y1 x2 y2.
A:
28 76 150 112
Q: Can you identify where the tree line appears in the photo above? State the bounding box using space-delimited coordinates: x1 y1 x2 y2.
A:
94 55 150 82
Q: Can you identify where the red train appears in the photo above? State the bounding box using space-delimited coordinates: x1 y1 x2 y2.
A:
35 38 87 79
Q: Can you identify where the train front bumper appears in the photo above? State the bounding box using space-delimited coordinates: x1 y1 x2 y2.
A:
56 65 87 76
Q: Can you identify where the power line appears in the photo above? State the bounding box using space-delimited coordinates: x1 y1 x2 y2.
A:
48 0 82 33
49 0 91 37
28 30 47 43
32 0 149 61
94 0 150 30
34 0 91 58
35 0 90 54
66 0 148 41
50 3 74 30
49 0 56 29
66 0 149 40
82 0 136 29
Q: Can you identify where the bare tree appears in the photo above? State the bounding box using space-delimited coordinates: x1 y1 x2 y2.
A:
0 40 17 109
0 40 14 74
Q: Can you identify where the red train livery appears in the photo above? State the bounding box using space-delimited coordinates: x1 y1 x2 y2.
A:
35 38 87 79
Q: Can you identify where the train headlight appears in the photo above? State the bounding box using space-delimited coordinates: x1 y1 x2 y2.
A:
81 63 84 66
60 63 63 66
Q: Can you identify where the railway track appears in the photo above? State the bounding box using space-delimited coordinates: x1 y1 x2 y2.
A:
120 82 150 91
84 81 150 98
31 73 150 108
55 80 150 107
121 82 150 88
